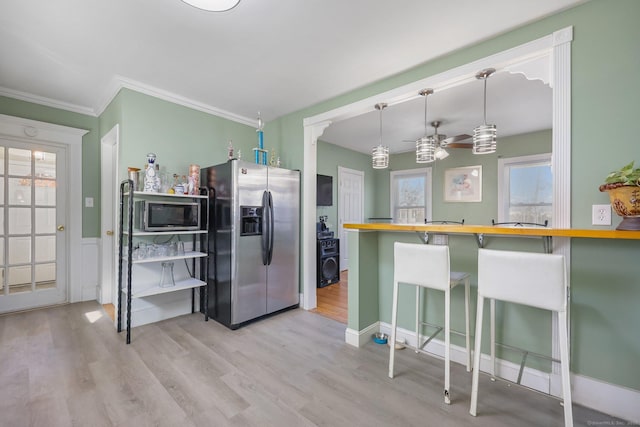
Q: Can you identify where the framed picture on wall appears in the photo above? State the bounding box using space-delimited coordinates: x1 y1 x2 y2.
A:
444 165 482 202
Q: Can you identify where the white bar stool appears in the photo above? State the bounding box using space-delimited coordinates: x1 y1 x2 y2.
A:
388 242 471 404
470 249 573 426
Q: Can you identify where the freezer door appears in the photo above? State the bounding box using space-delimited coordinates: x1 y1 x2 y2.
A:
266 167 300 313
232 161 268 325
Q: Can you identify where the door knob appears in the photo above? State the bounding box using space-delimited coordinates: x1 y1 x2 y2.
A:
106 230 114 236
57 225 65 231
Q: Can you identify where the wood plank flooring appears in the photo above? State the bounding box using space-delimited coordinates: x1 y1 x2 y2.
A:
0 301 626 426
311 270 348 324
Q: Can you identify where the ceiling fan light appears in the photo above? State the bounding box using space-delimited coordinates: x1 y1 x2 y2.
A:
416 137 436 163
181 0 240 12
472 124 497 154
372 145 389 169
434 146 450 160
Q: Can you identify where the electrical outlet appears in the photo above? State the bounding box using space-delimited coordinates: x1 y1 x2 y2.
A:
592 204 611 226
85 197 94 208
431 234 449 245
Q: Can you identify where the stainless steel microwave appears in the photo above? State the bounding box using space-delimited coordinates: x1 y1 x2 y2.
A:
134 200 201 231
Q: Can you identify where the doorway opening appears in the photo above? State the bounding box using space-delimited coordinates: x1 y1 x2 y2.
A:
311 167 363 324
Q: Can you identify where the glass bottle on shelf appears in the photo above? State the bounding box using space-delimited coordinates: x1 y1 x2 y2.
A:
159 262 176 288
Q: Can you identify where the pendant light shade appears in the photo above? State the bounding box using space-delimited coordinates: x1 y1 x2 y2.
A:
372 103 389 169
473 68 497 155
416 89 436 164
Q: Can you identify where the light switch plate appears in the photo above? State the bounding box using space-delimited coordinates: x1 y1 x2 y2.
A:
592 204 611 225
85 197 94 208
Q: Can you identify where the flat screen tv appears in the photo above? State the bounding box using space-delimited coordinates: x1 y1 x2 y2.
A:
316 174 333 206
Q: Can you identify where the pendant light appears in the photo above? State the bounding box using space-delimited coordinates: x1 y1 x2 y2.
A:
416 89 436 164
473 68 497 154
372 103 389 169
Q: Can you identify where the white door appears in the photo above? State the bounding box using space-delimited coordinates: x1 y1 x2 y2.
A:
338 167 364 271
0 140 67 313
100 125 119 305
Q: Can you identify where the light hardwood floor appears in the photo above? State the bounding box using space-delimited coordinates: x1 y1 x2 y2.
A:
311 270 348 324
0 301 625 426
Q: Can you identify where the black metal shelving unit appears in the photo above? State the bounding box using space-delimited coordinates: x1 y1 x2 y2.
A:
117 179 210 344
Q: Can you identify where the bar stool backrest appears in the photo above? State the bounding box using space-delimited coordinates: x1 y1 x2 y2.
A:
394 242 450 291
477 249 567 313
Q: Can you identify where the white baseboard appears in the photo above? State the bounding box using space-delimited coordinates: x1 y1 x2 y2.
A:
572 373 640 424
345 321 379 347
378 321 550 392
345 321 639 423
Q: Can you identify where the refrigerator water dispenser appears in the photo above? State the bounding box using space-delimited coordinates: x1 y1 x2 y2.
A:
240 206 263 235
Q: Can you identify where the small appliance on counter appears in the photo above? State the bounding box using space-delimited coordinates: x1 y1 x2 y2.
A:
317 216 334 240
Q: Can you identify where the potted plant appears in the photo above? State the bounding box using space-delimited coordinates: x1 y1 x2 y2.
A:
599 161 640 230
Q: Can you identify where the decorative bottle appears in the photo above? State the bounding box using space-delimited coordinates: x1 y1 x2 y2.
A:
143 153 160 192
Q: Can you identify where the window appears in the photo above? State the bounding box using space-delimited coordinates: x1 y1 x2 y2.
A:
498 153 552 225
390 168 432 224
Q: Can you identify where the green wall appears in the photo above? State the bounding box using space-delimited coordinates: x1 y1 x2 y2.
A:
0 96 100 237
316 140 376 229
110 89 259 180
383 129 552 224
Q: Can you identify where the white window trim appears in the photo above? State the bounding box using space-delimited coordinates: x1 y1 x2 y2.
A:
497 152 552 224
389 167 432 224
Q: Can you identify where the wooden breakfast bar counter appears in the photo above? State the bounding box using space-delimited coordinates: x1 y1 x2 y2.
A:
344 222 640 247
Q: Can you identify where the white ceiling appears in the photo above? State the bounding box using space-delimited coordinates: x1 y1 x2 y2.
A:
0 0 582 126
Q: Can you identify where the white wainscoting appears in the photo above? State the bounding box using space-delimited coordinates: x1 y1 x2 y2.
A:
80 238 100 302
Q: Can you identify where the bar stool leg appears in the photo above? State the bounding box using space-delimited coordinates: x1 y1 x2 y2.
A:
470 294 485 416
558 310 574 426
444 287 451 404
490 298 496 378
415 286 420 353
464 277 471 372
389 279 400 379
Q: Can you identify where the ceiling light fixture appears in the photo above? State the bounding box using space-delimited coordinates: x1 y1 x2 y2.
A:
372 103 389 169
431 121 450 160
416 89 436 164
473 68 497 154
181 0 240 12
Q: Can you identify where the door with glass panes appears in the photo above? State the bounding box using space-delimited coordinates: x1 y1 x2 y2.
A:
0 141 67 313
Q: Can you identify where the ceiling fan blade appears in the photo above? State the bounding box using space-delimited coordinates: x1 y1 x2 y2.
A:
446 142 473 149
441 134 472 145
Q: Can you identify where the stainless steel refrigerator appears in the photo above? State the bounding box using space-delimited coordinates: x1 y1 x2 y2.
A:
201 160 300 329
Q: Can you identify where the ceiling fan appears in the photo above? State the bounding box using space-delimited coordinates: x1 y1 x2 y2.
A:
404 120 472 149
408 120 472 148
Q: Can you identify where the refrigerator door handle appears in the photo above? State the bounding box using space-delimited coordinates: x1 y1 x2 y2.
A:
267 191 274 265
261 190 269 265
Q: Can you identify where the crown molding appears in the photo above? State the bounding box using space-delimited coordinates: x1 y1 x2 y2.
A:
1 77 257 128
0 85 97 117
95 75 257 127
